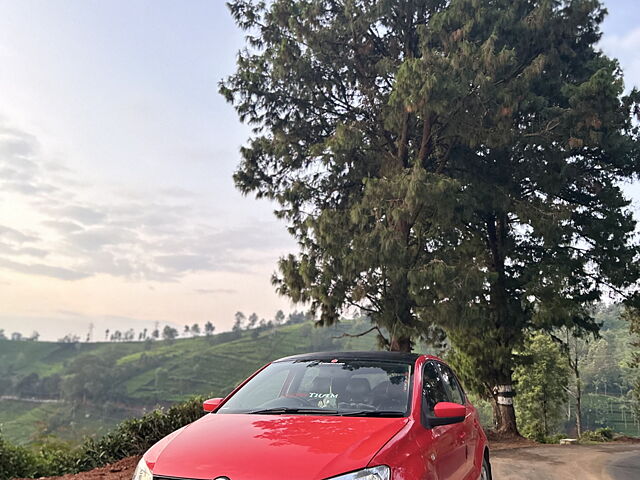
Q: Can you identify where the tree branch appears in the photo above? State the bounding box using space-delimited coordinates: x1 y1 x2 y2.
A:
417 112 434 165
332 326 388 344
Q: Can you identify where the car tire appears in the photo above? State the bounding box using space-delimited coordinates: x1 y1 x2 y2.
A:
480 455 492 480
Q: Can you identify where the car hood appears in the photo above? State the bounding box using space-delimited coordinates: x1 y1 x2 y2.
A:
147 413 409 480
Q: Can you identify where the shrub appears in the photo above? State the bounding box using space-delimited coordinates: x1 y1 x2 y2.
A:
540 433 565 444
0 434 38 480
580 427 615 443
0 396 206 479
72 396 205 471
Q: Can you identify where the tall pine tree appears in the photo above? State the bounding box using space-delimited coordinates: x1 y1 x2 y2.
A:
222 0 640 434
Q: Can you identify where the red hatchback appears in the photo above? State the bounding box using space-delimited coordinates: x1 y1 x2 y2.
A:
134 352 491 480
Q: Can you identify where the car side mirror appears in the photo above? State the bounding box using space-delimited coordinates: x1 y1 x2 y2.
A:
203 397 223 412
429 402 466 426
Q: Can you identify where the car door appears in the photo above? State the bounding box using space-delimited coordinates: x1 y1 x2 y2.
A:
437 362 477 479
421 361 467 480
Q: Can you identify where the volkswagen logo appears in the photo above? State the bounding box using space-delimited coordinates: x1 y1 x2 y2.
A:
213 477 230 480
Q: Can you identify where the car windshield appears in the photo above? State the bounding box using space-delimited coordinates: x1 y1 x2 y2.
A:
217 358 414 417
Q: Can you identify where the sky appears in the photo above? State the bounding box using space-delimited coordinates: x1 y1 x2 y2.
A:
0 0 638 341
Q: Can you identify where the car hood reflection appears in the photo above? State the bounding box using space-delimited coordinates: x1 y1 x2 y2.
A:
151 413 409 480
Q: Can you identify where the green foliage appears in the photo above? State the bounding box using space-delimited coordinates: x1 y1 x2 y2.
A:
581 393 640 436
624 307 640 418
62 355 125 404
223 0 640 435
0 397 206 479
0 400 133 448
72 397 205 472
540 433 566 444
580 427 615 443
0 434 38 480
0 319 379 445
514 333 570 441
162 326 178 342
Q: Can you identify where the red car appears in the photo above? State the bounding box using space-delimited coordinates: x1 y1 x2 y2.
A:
134 352 491 480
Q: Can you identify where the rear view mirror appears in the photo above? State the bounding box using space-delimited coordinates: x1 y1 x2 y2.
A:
429 402 466 426
203 397 223 412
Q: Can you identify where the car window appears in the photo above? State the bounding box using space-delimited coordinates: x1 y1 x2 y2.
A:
218 358 414 416
222 367 290 409
422 361 449 415
438 363 465 405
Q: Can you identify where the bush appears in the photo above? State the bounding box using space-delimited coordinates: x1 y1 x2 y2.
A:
0 434 38 480
580 427 615 443
540 433 565 444
72 396 205 471
0 396 206 479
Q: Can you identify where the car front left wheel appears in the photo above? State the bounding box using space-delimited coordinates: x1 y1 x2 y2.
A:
480 455 492 480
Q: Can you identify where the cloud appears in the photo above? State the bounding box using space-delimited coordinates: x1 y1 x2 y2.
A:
43 220 83 234
55 205 107 225
0 126 39 157
194 288 236 295
68 226 135 251
0 257 89 280
155 254 214 272
0 120 292 283
0 124 59 197
0 225 47 258
0 224 38 243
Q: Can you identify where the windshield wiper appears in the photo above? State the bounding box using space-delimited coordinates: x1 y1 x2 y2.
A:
338 410 406 417
247 407 340 415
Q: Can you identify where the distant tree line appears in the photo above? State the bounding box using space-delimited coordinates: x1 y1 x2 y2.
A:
0 330 39 342
0 310 313 405
0 310 311 345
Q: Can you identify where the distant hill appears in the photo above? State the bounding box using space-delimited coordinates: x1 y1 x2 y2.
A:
2 306 636 445
0 318 382 444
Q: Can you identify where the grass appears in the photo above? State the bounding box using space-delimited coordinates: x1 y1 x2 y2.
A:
1 318 383 445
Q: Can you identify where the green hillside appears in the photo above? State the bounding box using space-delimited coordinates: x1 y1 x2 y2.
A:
0 318 380 444
1 308 637 446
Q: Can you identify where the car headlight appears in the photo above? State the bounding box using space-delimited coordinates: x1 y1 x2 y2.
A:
132 458 153 480
326 466 390 480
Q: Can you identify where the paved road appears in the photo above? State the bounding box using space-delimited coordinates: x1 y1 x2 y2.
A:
491 443 640 480
606 448 640 480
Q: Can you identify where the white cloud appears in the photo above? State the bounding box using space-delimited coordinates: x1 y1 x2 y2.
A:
0 120 292 283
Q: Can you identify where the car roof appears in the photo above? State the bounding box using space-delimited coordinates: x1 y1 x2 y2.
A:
274 350 423 364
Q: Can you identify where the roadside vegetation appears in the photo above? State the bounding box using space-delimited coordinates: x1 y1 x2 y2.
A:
0 314 383 445
2 0 640 476
221 0 640 437
0 398 205 480
1 304 638 480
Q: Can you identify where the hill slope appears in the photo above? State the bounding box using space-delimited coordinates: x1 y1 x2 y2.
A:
0 319 380 444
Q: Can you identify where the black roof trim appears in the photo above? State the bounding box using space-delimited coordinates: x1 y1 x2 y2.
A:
274 351 420 363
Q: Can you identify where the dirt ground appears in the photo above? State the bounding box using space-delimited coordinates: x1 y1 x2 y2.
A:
491 442 640 480
21 457 142 480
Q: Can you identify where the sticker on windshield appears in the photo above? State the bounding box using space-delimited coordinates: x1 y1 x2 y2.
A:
308 392 338 399
309 386 338 408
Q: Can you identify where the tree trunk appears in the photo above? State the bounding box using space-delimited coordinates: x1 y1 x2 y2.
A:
575 375 583 437
390 335 413 352
491 381 519 437
569 339 583 438
496 402 518 436
491 396 502 430
485 214 520 437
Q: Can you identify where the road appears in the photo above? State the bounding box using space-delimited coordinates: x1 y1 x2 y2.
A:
491 443 640 480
